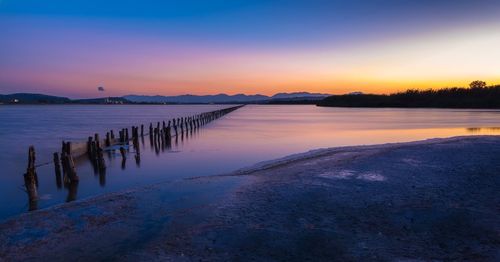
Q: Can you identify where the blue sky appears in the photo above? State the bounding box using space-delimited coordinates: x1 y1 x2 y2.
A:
1 0 500 97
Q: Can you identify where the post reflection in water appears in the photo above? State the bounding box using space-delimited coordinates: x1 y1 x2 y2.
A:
32 107 221 210
99 168 106 187
65 181 78 202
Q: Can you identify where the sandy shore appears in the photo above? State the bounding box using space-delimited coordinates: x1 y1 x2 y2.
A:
1 136 499 261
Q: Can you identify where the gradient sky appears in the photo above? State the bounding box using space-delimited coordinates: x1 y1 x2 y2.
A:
1 0 500 98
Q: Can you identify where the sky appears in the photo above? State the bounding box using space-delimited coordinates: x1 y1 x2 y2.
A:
1 0 500 98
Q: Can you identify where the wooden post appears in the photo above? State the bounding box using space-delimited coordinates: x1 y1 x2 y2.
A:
149 124 154 146
53 152 61 173
87 136 93 157
97 148 106 170
24 146 38 210
167 121 171 138
94 133 100 150
105 132 111 147
173 119 178 136
160 128 165 146
53 152 62 189
67 142 78 180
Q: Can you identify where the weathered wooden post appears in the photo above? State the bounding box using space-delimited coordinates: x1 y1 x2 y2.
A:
66 142 78 182
53 152 62 189
97 148 106 171
141 124 144 137
149 125 154 147
24 146 38 210
182 117 185 131
173 119 178 136
167 120 171 138
133 126 136 140
91 141 97 161
87 136 93 157
94 133 100 150
105 132 111 147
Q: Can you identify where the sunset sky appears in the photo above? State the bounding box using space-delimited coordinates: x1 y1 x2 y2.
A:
1 0 500 98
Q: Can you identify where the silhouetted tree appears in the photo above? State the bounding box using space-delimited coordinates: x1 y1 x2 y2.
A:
469 80 486 89
318 84 500 108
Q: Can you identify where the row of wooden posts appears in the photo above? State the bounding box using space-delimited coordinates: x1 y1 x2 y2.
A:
23 105 244 209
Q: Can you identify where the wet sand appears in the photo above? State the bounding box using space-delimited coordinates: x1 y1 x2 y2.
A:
1 136 499 261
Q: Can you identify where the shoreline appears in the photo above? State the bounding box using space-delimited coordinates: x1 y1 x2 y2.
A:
223 135 494 176
1 135 499 261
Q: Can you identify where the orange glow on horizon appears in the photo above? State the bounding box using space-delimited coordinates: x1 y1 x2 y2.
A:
1 19 499 98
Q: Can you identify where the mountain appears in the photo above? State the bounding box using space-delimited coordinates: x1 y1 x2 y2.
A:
0 92 332 104
123 94 269 103
123 92 329 104
0 93 71 104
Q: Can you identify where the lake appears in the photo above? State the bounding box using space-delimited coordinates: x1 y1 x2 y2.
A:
1 105 499 220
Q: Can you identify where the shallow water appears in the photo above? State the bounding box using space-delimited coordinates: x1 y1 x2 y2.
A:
0 105 499 220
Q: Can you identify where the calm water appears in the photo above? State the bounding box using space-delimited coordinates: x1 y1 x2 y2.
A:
1 105 499 220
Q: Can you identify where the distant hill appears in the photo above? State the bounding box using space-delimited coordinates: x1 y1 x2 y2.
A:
124 92 330 104
317 85 500 108
0 92 332 105
0 93 71 104
72 97 132 104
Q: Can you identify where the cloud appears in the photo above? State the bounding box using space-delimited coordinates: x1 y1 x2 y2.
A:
97 86 105 92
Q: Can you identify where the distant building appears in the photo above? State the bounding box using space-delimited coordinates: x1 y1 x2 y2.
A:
104 97 124 104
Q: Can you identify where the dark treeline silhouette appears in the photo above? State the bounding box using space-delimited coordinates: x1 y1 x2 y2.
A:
318 83 500 108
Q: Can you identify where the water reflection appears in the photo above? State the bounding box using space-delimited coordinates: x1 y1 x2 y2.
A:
9 106 500 219
110 115 201 173
23 106 240 211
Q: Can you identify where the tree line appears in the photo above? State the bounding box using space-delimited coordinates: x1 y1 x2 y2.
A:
317 81 500 108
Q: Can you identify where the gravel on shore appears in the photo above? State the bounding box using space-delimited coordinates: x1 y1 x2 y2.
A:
1 136 499 261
